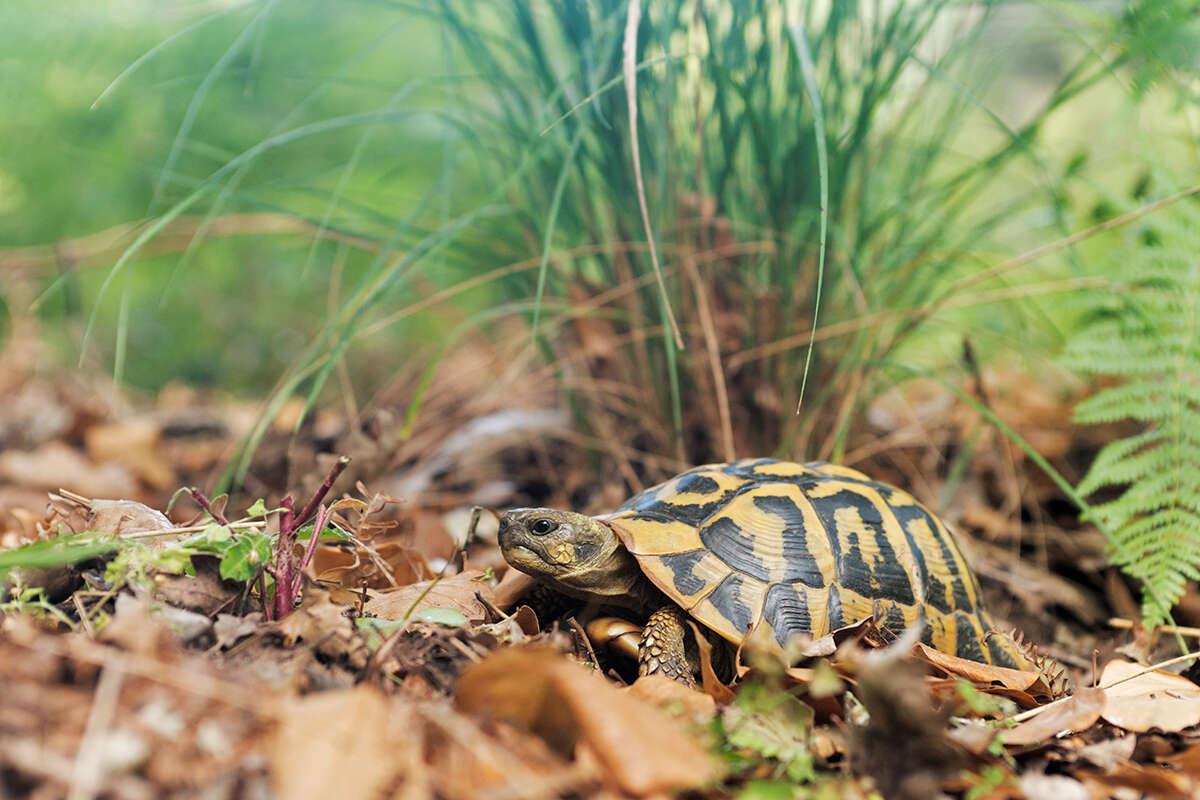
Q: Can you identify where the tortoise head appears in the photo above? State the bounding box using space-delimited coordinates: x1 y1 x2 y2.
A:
498 508 642 603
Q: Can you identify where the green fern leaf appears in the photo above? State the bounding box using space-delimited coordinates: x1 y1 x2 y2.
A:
1065 213 1200 630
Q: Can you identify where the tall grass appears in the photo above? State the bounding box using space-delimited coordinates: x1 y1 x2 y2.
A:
62 0 1195 486
424 0 1110 470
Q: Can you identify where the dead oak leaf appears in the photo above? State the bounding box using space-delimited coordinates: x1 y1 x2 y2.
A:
455 646 722 797
999 687 1105 747
626 674 717 721
363 569 494 625
1099 659 1200 733
914 643 1050 698
268 686 408 800
1080 762 1195 800
273 590 368 669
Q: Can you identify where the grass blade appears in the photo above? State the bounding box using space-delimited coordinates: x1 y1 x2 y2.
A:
789 22 828 416
624 0 683 350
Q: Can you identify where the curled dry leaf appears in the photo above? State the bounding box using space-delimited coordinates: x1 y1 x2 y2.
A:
274 590 369 669
363 569 494 625
455 646 721 796
915 643 1049 697
1000 687 1105 747
153 555 241 614
1099 659 1200 733
89 498 173 535
213 613 263 649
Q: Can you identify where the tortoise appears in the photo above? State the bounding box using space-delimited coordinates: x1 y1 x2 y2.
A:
498 458 1027 684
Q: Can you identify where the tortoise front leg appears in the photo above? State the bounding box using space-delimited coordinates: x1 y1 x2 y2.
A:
639 605 697 687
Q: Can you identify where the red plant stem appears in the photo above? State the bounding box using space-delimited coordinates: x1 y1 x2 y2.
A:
188 487 229 526
270 496 297 621
293 456 350 528
292 505 330 597
265 458 350 620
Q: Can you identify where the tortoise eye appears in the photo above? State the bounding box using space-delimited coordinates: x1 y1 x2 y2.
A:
530 518 556 535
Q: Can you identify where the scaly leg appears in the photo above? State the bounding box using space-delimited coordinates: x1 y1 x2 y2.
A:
638 605 697 687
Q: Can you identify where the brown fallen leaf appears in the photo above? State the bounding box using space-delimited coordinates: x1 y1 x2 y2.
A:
1073 733 1136 771
493 567 537 609
268 686 406 800
153 555 241 614
851 647 966 800
84 418 175 490
0 443 137 497
1165 741 1200 778
364 569 494 624
999 687 1105 747
626 675 717 720
88 498 173 535
455 646 722 796
274 588 369 669
1080 762 1195 800
915 643 1048 697
213 613 263 649
1099 659 1200 733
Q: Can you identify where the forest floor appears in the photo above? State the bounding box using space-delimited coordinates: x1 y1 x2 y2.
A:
2 351 1200 800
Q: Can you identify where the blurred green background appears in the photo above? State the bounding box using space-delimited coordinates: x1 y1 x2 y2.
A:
0 0 1197 451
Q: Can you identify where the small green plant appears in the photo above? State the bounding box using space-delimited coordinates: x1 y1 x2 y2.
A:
719 682 816 783
185 455 351 620
1063 199 1200 628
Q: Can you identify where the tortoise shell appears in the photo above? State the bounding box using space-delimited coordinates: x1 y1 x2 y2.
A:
600 458 1018 666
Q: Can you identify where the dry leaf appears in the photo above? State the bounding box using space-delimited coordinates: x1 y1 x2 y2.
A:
1018 774 1089 800
493 568 537 609
85 418 175 490
914 643 1048 696
626 675 717 720
268 687 403 800
456 646 721 796
89 498 173 535
0 443 137 497
274 590 369 668
1165 741 1200 777
1099 659 1200 733
1000 687 1105 747
364 569 494 624
213 613 263 649
1073 733 1137 771
1080 762 1195 800
153 555 240 614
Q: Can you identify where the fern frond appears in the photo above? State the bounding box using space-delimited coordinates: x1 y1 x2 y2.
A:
1065 200 1200 630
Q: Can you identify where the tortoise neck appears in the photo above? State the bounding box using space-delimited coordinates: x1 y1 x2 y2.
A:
554 538 660 611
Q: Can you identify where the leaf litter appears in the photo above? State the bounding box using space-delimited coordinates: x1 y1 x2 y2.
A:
4 369 1200 798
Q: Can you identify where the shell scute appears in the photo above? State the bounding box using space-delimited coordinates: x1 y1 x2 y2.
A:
604 459 1009 665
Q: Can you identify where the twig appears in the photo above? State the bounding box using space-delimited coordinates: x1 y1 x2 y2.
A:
293 456 350 528
1008 648 1200 724
682 256 735 462
567 617 602 673
188 487 229 526
1108 617 1200 638
71 593 96 638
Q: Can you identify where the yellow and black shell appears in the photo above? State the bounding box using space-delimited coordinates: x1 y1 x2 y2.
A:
600 458 1020 667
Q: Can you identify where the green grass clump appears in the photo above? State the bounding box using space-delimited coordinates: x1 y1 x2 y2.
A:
424 0 1156 466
